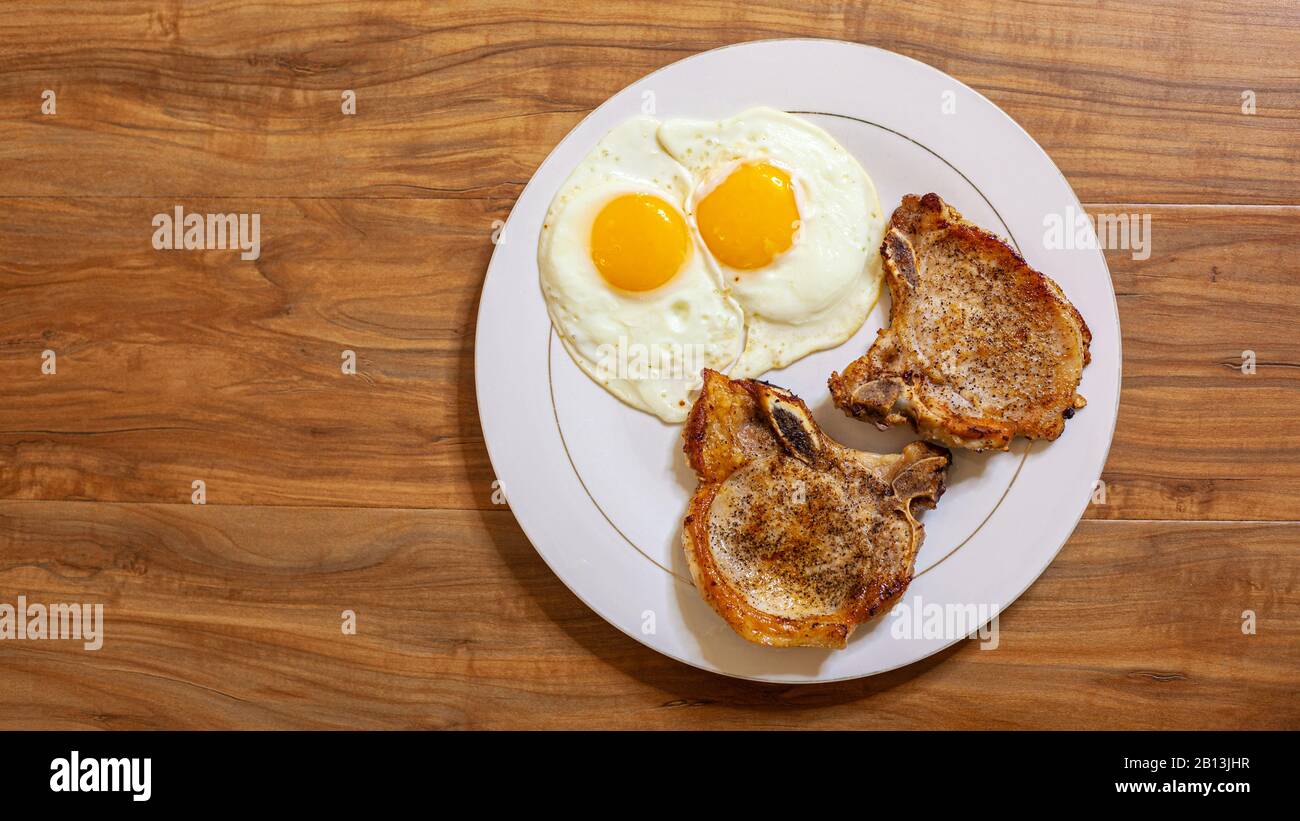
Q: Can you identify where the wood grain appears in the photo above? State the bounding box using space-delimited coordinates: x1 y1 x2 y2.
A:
1 503 1295 729
1089 205 1300 520
1 196 501 510
0 1 1297 203
2 0 1298 729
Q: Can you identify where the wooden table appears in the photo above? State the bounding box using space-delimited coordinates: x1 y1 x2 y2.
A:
2 1 1297 730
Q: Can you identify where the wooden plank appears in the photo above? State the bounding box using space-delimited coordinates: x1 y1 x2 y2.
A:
1089 205 1300 520
0 504 1295 729
0 1 1296 203
4 200 1297 519
0 196 504 509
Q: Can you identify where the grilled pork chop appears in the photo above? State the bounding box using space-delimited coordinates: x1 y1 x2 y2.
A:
829 193 1092 451
682 369 949 648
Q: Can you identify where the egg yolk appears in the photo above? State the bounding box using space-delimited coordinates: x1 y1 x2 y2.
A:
590 193 689 292
696 162 800 270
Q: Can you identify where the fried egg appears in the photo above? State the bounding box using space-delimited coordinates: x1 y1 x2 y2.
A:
658 108 885 377
538 116 745 423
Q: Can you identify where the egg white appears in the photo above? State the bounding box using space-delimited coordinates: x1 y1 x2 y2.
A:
538 116 745 423
658 107 886 378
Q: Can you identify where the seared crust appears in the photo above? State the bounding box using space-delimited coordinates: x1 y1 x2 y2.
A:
683 370 779 483
829 193 1092 451
682 370 949 649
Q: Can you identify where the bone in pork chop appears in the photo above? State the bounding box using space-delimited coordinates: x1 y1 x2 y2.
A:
829 193 1091 451
682 370 949 648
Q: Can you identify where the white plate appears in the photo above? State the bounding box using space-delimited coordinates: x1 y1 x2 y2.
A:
475 40 1120 682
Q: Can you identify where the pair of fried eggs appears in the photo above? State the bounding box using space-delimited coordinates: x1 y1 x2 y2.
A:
539 108 885 422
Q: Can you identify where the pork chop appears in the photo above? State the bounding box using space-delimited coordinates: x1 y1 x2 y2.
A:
829 193 1091 451
682 369 950 648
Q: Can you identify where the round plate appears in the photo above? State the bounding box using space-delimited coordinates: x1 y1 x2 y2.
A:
475 39 1120 682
